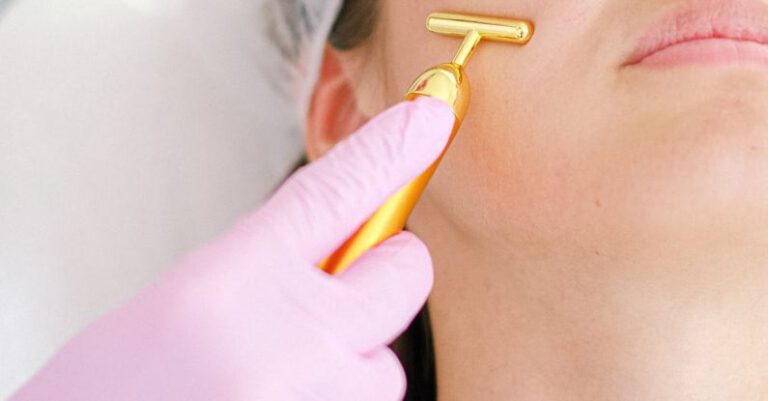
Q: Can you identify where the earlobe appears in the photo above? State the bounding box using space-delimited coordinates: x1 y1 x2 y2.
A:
305 44 370 161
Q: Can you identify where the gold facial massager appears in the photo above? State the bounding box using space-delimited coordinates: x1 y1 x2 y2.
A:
319 12 534 275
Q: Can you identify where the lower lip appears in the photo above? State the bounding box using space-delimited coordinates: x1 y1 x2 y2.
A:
630 38 768 67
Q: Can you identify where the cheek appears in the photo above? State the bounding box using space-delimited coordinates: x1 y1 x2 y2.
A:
418 98 613 253
394 2 622 252
411 38 616 251
419 68 768 257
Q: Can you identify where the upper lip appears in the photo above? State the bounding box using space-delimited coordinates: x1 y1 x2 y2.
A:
625 0 768 65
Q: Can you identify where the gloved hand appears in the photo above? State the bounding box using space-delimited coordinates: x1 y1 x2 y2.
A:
11 96 454 401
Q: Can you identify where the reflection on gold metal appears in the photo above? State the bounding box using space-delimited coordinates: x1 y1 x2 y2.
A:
429 13 533 45
319 12 534 275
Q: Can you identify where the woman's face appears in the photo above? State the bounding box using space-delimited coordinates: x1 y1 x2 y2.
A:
329 0 768 263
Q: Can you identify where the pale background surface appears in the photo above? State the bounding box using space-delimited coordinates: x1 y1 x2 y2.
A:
0 0 305 397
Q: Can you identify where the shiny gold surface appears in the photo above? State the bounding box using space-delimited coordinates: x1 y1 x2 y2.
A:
427 12 534 44
318 12 534 275
452 30 483 67
405 63 469 119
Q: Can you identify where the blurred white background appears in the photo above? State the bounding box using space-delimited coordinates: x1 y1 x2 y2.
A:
0 0 304 397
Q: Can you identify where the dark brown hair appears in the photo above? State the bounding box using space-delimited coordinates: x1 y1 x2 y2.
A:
326 2 438 400
329 0 379 50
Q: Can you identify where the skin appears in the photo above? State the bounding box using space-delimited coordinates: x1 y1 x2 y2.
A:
307 0 768 399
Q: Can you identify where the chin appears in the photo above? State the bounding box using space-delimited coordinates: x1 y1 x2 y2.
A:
615 105 768 247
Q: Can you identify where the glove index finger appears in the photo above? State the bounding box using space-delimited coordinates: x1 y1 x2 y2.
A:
259 96 454 263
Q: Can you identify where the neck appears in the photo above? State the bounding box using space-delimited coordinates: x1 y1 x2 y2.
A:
420 222 768 400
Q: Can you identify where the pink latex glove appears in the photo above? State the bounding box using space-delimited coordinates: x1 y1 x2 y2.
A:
11 97 454 401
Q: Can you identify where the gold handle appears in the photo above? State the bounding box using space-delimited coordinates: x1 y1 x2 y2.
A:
318 64 468 275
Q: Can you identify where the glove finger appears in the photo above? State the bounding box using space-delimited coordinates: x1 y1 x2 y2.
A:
248 97 454 264
291 346 407 401
341 347 407 401
306 231 434 354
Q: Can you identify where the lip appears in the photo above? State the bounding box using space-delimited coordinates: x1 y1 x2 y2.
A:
624 0 768 67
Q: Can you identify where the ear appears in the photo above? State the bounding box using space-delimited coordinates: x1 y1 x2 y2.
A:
305 44 370 161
